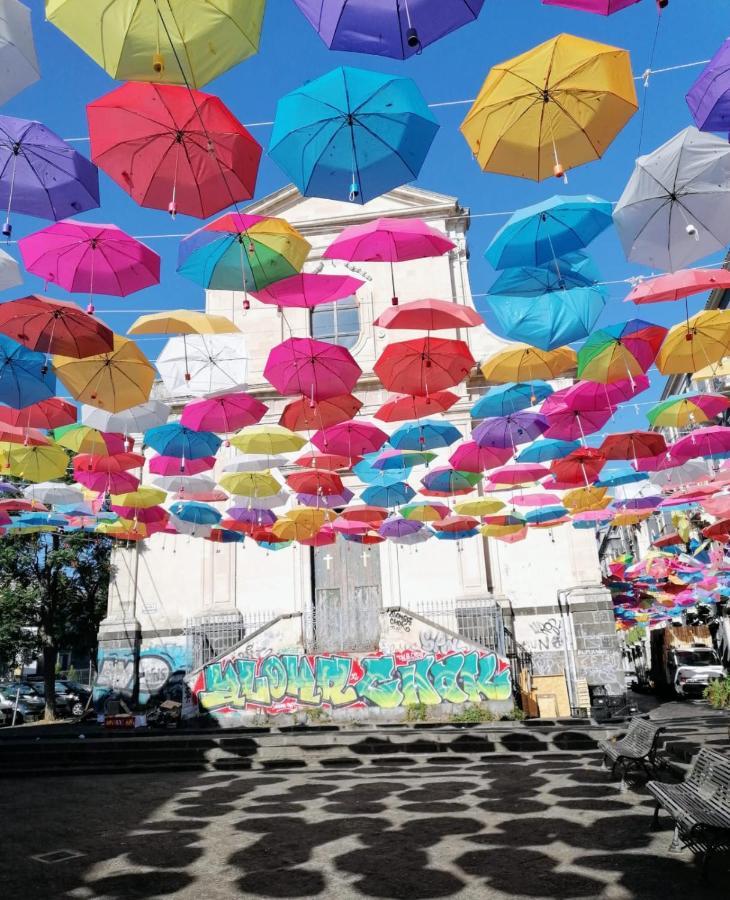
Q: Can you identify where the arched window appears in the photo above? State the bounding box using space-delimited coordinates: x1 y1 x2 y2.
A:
311 295 360 349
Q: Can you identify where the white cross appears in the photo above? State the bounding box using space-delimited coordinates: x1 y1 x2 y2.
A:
323 553 333 571
362 549 369 568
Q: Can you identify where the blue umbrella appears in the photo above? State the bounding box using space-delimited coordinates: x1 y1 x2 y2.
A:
472 382 553 419
432 528 478 540
361 481 415 508
144 424 221 461
595 468 650 488
525 506 568 524
210 529 244 543
269 66 438 203
473 413 549 449
485 195 613 270
16 512 69 527
389 418 461 450
169 501 221 526
517 438 580 463
0 333 55 408
421 468 482 493
353 451 411 486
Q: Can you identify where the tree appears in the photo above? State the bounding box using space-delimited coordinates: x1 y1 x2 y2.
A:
0 532 113 720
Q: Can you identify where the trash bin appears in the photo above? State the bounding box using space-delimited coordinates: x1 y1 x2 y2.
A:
588 684 609 722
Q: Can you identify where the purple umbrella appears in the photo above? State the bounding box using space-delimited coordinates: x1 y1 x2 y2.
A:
225 507 277 527
296 489 355 509
612 496 662 511
292 0 485 59
687 39 730 134
473 413 549 450
379 516 424 539
0 115 99 237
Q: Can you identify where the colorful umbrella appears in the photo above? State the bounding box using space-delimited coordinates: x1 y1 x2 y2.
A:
361 482 415 508
0 247 20 291
480 344 576 383
421 467 482 495
47 0 266 88
280 394 362 433
389 419 461 451
488 463 550 486
252 274 364 310
461 36 637 180
0 1 39 107
454 498 505 516
626 269 730 305
19 221 160 313
87 82 261 219
223 454 289 474
81 399 170 435
372 448 436 469
0 334 55 409
292 0 484 58
549 447 606 486
181 392 267 435
473 413 548 449
0 397 75 430
543 404 613 441
613 127 730 271
157 334 248 399
560 376 649 412
448 442 512 473
169 501 221 527
656 310 730 375
312 421 388 457
0 114 99 235
353 452 410 486
671 426 730 462
647 393 730 428
54 425 124 456
0 295 113 360
285 470 344 497
230 424 306 456
577 320 667 383
374 299 482 331
218 470 283 498
374 337 474 396
378 516 424 539
600 431 668 462
295 452 352 471
144 424 221 461
472 382 553 419
542 0 640 10
265 338 361 402
516 438 581 463
375 391 459 422
178 213 311 296
6 443 68 482
401 500 449 522
269 66 438 203
686 38 730 134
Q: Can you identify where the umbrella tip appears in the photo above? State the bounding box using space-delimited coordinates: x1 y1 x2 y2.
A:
2 219 11 240
168 200 177 219
391 296 399 306
153 53 164 74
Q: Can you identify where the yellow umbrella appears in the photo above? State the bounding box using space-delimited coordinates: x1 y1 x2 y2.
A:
562 486 610 513
454 498 505 516
53 334 155 413
54 424 118 455
692 356 730 381
480 523 524 538
110 487 167 509
96 520 148 540
230 424 306 456
2 443 69 482
128 310 239 336
461 33 637 181
480 344 576 383
218 470 282 497
612 511 651 527
656 310 730 375
46 0 266 89
272 507 333 542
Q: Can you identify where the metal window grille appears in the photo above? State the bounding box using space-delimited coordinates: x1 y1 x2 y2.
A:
185 611 281 670
310 297 360 349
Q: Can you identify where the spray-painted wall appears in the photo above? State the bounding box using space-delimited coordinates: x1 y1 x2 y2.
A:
94 639 191 705
188 609 512 725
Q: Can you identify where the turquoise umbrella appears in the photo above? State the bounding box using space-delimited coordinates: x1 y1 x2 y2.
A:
361 482 415 508
389 418 461 450
472 382 553 419
269 66 438 203
516 438 581 463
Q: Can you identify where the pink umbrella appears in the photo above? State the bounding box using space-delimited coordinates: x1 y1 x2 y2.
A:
19 221 160 314
265 337 362 401
75 470 140 494
251 273 364 309
544 405 613 441
312 420 388 457
332 516 371 535
542 0 640 12
111 505 168 525
626 269 730 305
489 463 550 485
511 492 561 507
148 455 216 476
670 426 730 462
448 442 512 473
323 217 455 305
560 376 649 412
572 509 614 522
180 392 267 434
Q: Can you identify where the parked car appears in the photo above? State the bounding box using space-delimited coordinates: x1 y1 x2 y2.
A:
29 680 86 718
0 684 44 724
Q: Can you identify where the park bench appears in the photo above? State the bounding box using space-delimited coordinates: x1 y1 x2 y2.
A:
598 717 665 781
647 747 730 877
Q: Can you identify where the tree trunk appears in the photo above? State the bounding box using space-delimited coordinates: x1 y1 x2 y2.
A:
42 644 57 721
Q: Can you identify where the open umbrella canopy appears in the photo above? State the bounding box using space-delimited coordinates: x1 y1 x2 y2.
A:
670 426 730 462
0 333 55 408
292 0 485 59
361 481 415 508
110 486 167 509
312 420 388 457
488 462 550 486
5 442 68 482
461 34 637 180
559 376 649 412
375 337 474 396
325 216 454 262
53 334 155 413
280 394 362 433
285 470 344 497
374 299 482 331
473 412 548 449
128 310 238 336
472 382 553 419
648 393 730 428
157 334 248 398
481 344 576 383
218 470 282 498
389 419 461 450
0 0 39 107
0 114 99 231
0 295 114 359
265 337 361 401
230 424 305 456
401 500 449 521
613 127 730 271
181 392 267 434
600 431 668 461
270 66 438 203
0 247 21 292
454 498 505 516
353 451 410 486
550 447 606 486
23 481 83 507
223 454 289 473
375 391 459 422
542 0 640 11
144 423 221 460
544 404 613 441
0 397 75 430
577 319 667 383
178 213 311 294
46 0 266 88
626 269 730 305
449 441 512 473
169 501 221 527
252 273 364 309
421 467 482 495
87 81 261 219
372 448 436 469
687 37 730 133
54 424 124 456
81 399 169 435
656 310 730 375
516 438 581 463
595 467 649 488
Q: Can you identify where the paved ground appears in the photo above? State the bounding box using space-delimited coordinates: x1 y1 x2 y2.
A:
4 752 726 900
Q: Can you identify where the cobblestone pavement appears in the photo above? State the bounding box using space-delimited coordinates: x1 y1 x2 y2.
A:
4 752 725 900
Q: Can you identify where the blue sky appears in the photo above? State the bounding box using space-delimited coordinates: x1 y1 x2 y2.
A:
4 0 729 434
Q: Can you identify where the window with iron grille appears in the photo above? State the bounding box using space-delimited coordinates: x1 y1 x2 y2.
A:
311 296 360 349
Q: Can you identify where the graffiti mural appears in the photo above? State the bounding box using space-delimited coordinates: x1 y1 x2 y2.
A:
94 641 191 704
191 649 511 716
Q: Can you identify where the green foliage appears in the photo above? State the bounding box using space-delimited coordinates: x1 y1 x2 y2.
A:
450 704 495 723
624 626 645 647
66 665 78 682
704 677 730 710
501 707 526 721
405 701 427 722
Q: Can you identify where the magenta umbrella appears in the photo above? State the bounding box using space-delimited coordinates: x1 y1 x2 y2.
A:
448 442 512 473
542 0 641 12
312 420 388 457
180 392 267 434
265 337 362 401
670 426 730 463
323 216 454 305
544 404 613 441
489 463 550 486
512 492 562 507
251 273 364 309
19 221 160 314
560 375 649 412
148 455 216 476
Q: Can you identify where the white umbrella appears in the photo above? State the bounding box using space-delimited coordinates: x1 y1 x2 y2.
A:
152 474 217 495
650 459 714 488
614 127 730 272
0 0 39 107
23 481 84 506
81 399 170 434
223 455 289 473
227 490 290 510
392 529 432 545
0 246 21 291
169 514 212 538
157 334 248 398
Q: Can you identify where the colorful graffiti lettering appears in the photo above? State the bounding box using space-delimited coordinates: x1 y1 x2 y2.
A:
192 650 511 715
94 642 191 704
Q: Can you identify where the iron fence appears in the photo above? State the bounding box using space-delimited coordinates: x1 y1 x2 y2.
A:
185 610 283 670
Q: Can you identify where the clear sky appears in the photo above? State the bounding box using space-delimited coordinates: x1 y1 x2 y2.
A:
4 0 729 435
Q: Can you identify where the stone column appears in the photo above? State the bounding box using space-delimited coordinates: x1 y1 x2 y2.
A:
563 585 624 696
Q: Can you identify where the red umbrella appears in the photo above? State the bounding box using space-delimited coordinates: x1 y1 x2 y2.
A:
73 452 144 474
600 431 668 461
251 274 364 309
703 519 730 541
265 338 362 401
340 505 389 524
374 299 482 330
375 390 459 422
550 448 606 486
300 526 337 547
0 398 76 430
626 269 730 305
0 499 46 512
87 82 261 219
148 455 216 476
285 470 344 496
374 337 475 396
0 295 113 359
448 442 512 473
279 394 362 432
432 514 479 533
0 424 49 446
294 452 354 471
312 421 388 457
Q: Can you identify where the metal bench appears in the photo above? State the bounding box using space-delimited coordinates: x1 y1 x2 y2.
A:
598 717 665 782
647 747 730 877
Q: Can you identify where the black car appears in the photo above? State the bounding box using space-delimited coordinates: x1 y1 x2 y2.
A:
28 681 86 718
0 684 44 724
